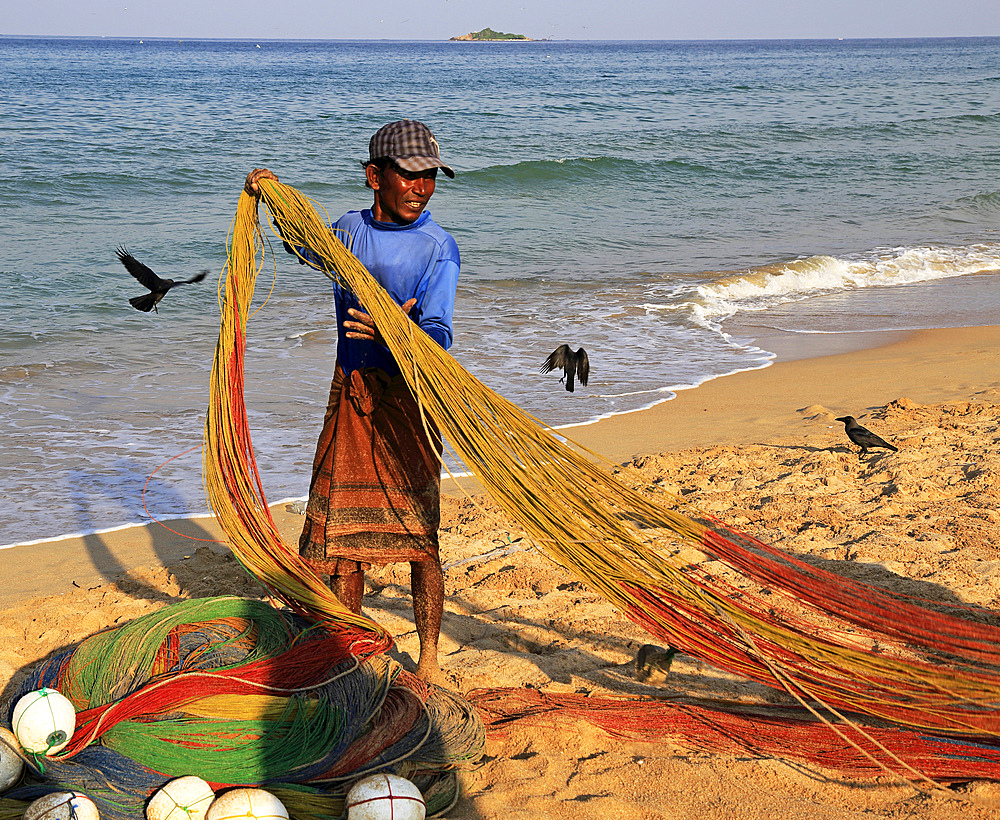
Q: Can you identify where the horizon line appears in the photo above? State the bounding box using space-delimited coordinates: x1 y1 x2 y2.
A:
2 33 999 43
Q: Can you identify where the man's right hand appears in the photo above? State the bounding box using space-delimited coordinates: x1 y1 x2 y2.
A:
245 168 279 196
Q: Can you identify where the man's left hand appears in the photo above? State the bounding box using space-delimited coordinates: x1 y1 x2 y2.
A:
345 298 417 344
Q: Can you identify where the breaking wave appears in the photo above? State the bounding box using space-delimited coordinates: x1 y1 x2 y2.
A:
690 243 1000 325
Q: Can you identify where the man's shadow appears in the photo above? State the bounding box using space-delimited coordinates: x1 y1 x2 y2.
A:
64 455 224 604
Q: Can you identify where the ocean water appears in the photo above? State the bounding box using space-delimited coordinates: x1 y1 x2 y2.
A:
2 36 999 547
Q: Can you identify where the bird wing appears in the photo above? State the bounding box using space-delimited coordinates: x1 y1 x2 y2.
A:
176 270 209 286
117 246 169 292
855 428 894 449
575 348 589 386
540 344 571 374
128 292 160 313
846 427 868 445
844 422 884 446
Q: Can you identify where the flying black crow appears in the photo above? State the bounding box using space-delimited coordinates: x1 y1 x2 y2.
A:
835 415 898 456
116 246 208 313
540 344 590 393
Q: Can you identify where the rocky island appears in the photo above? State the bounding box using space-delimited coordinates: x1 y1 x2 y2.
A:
450 27 534 41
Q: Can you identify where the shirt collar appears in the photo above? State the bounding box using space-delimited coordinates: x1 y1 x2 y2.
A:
363 209 430 231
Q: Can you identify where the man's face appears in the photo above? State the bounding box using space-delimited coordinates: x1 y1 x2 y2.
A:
368 163 437 224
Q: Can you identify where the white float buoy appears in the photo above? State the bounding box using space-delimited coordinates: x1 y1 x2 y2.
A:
346 773 426 820
23 791 100 820
147 775 216 820
0 727 25 792
205 788 289 820
11 688 76 755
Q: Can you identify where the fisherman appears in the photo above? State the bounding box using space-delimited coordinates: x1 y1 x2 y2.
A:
245 120 459 682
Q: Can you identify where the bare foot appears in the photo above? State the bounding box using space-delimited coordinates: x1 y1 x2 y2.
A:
415 660 445 687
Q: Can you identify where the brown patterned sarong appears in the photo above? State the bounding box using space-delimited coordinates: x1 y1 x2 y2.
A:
299 365 442 575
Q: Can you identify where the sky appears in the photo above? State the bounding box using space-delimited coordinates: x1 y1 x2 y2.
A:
3 0 1000 41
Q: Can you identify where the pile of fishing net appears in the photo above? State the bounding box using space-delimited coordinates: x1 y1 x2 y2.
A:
0 597 483 819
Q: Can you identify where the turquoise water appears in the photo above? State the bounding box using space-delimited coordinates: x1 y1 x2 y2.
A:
2 36 999 546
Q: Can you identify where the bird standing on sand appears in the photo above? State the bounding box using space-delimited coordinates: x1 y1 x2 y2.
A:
835 415 898 456
116 246 208 313
635 643 678 684
540 344 589 393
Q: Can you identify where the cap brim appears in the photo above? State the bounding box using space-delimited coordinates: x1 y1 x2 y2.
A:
393 156 456 178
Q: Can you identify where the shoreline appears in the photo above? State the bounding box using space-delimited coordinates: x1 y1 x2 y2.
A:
2 323 998 606
0 326 890 553
562 323 1000 463
0 328 882 553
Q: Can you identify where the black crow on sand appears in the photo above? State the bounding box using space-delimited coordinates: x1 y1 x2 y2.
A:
540 344 590 393
835 415 898 456
117 246 208 313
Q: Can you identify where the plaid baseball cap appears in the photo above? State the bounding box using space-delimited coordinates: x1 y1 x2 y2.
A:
364 120 455 178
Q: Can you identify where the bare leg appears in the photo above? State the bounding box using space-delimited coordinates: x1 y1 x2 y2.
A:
330 570 364 615
411 560 444 683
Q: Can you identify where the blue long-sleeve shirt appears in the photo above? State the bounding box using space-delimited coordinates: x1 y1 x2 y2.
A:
289 208 460 377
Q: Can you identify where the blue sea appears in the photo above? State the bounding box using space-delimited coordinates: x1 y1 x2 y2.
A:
2 36 999 548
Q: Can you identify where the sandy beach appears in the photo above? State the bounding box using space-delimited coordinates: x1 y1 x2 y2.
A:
3 324 1000 818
